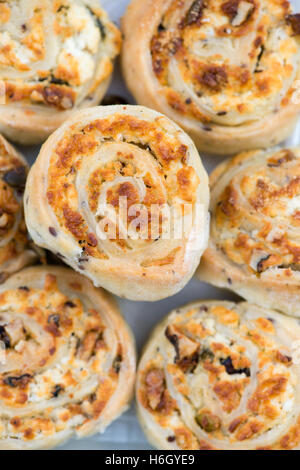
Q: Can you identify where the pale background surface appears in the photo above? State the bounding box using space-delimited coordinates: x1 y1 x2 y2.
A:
19 0 300 450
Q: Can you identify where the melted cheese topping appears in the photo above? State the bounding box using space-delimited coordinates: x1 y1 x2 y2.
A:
150 0 300 126
0 0 121 110
0 268 133 448
211 147 300 276
137 301 300 450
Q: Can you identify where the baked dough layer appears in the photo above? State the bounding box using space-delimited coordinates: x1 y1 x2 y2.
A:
122 0 300 154
0 134 36 279
136 300 300 450
0 266 136 450
24 105 209 301
198 147 300 317
0 0 121 144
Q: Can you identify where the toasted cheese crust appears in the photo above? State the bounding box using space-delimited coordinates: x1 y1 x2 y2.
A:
24 105 209 301
0 266 136 450
122 0 300 154
198 147 300 317
0 0 121 144
0 134 36 279
136 300 300 450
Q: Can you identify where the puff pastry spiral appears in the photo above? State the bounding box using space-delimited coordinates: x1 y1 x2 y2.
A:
198 147 300 317
137 300 300 450
24 105 209 301
0 0 121 144
0 266 136 450
122 0 300 154
0 134 36 281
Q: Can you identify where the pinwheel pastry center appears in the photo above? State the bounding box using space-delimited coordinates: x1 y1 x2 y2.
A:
150 0 300 126
47 115 200 262
0 268 134 447
137 301 300 450
213 148 300 276
86 141 169 254
0 0 121 111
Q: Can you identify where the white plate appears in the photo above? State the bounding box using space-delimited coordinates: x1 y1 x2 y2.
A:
19 0 300 450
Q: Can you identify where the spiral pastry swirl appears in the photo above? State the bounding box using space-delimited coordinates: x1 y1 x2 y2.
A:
137 300 300 450
122 0 300 154
0 0 121 144
0 266 135 450
198 147 300 317
24 105 209 301
0 134 36 281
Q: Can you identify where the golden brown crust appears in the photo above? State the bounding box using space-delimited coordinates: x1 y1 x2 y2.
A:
0 265 136 450
0 0 121 144
122 0 300 155
136 300 300 450
24 105 209 301
198 146 300 317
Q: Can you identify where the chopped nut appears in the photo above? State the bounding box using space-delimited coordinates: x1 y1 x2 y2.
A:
30 90 44 103
0 212 8 228
145 368 165 410
196 411 221 432
61 96 73 109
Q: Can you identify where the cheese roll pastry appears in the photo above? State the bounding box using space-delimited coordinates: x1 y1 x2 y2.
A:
198 147 300 317
0 134 36 281
0 0 121 145
122 0 300 155
24 105 209 301
136 300 300 450
0 266 136 450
